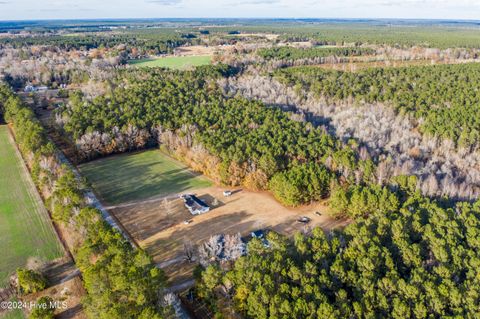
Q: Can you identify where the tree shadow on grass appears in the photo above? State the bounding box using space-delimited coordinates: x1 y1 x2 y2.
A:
84 157 210 205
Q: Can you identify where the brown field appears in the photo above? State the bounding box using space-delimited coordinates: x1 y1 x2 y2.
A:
173 45 234 56
231 33 279 40
277 41 313 48
111 186 348 284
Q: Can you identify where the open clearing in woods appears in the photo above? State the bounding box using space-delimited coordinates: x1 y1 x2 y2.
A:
78 149 347 285
78 150 212 205
128 55 212 69
0 126 63 287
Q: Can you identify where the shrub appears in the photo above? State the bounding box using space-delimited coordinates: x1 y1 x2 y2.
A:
17 268 47 294
29 296 55 319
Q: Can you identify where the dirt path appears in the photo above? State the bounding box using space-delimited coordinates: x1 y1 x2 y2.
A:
158 256 188 269
104 192 179 210
168 279 195 293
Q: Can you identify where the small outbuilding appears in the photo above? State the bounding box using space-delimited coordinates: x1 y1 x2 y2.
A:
181 194 210 215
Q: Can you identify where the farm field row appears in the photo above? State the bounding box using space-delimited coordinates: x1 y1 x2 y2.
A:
0 126 64 287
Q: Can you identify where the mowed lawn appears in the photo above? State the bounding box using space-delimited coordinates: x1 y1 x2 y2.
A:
128 55 212 70
0 126 63 286
78 150 212 205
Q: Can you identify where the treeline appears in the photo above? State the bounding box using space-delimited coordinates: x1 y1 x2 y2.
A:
0 85 168 318
0 31 192 55
197 180 480 318
221 72 480 201
275 24 480 49
56 66 375 206
257 46 375 60
0 46 118 90
275 63 480 148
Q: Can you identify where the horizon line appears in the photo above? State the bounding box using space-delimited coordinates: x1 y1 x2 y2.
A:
1 17 480 23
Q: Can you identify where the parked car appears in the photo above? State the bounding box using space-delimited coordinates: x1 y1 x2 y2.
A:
223 190 232 197
314 211 322 216
183 219 193 225
298 216 311 223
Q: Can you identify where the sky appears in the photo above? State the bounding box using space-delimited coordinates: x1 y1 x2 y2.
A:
0 0 479 21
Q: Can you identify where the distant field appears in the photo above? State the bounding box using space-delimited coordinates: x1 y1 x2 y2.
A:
128 55 212 69
0 126 63 286
78 150 212 205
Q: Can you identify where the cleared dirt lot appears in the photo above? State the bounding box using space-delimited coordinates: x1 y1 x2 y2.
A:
111 185 348 284
174 45 234 56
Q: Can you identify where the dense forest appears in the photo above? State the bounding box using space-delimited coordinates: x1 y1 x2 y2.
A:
273 24 480 49
197 180 480 318
0 30 193 54
275 63 480 148
55 66 377 206
0 45 119 90
0 85 169 318
221 67 480 201
257 47 375 60
183 22 480 48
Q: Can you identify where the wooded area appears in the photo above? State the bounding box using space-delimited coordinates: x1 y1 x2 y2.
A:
0 85 169 318
197 182 480 318
57 67 373 206
276 63 480 148
3 19 480 318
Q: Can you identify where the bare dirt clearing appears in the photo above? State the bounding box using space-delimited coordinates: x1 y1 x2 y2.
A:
22 275 86 319
111 186 348 284
174 45 234 56
230 33 279 40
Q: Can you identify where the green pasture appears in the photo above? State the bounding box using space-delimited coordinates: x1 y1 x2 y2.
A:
0 126 63 286
128 55 212 70
78 150 212 205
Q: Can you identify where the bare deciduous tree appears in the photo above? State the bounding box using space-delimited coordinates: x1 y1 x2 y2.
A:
183 240 195 263
223 233 245 261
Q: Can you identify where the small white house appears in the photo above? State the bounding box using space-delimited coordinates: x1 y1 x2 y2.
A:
181 194 210 215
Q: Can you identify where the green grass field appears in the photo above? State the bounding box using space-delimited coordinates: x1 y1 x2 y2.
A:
78 150 212 205
1 307 24 319
0 126 63 287
128 55 212 70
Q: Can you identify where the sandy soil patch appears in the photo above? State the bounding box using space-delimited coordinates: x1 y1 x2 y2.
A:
174 45 234 56
277 41 313 48
233 33 279 40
